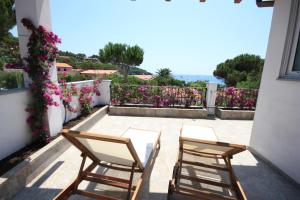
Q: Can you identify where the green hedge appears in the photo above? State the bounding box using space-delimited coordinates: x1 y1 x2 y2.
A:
0 71 24 89
58 74 91 82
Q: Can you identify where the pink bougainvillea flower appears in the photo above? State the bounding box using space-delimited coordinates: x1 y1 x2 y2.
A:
26 116 33 124
20 18 63 142
54 89 61 96
23 65 30 72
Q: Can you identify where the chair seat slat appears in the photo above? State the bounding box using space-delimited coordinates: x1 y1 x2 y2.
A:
76 189 121 200
174 186 237 200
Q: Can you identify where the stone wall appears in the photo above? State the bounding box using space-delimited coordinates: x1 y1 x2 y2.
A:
109 106 208 118
216 108 255 120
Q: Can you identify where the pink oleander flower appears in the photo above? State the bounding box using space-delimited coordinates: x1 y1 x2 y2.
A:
138 86 146 93
154 95 161 100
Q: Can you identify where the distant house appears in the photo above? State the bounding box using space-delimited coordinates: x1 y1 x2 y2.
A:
73 68 84 75
132 75 154 81
80 70 117 78
84 57 101 62
56 62 73 74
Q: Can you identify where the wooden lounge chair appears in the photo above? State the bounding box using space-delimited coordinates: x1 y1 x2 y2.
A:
54 128 161 200
168 125 247 200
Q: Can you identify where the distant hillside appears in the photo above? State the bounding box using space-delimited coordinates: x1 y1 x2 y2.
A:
128 67 152 75
57 51 152 75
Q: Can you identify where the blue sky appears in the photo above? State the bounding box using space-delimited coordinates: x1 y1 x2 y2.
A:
13 0 273 75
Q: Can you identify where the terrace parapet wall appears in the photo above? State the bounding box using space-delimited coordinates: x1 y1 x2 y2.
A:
109 106 208 119
216 107 255 120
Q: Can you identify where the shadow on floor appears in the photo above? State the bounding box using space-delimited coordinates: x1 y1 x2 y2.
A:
232 155 300 200
13 154 300 200
13 161 64 200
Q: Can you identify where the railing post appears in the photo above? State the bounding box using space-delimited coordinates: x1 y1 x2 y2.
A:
206 83 218 116
100 80 112 105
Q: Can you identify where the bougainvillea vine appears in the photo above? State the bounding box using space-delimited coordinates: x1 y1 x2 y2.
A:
79 80 101 115
21 18 61 143
60 79 101 119
60 79 79 119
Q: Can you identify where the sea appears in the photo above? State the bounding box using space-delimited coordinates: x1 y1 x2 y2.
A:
174 74 224 85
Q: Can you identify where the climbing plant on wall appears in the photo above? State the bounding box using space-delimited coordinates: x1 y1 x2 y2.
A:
6 19 102 143
60 79 101 122
21 18 61 143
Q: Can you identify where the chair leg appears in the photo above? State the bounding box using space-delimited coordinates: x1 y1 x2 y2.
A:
177 150 184 184
167 180 173 200
74 154 87 190
126 162 136 200
158 138 161 150
53 159 97 200
172 162 179 185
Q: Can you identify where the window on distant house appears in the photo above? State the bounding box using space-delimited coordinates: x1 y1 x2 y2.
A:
280 0 300 79
64 68 67 71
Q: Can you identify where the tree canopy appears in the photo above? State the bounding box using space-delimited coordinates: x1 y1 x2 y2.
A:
128 67 152 75
0 0 16 40
0 34 19 70
0 0 18 70
156 68 172 78
99 42 144 82
213 54 264 89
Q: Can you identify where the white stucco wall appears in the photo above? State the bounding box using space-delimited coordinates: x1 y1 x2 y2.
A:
0 80 111 160
0 90 32 160
61 80 111 123
250 0 300 184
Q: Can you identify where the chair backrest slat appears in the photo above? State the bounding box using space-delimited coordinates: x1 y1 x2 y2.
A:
180 125 246 157
62 129 144 170
180 137 246 157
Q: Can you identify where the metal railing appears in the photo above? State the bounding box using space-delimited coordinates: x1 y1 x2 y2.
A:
216 87 259 110
111 84 206 108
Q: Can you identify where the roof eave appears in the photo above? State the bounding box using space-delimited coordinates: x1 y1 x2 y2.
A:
256 0 274 7
168 0 242 3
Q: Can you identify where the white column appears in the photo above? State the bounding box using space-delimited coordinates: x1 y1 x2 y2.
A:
97 80 112 105
15 0 63 137
206 83 218 116
15 0 53 88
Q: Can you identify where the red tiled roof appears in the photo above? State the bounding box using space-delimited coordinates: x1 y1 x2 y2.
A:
80 70 117 75
133 75 154 81
56 62 73 68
